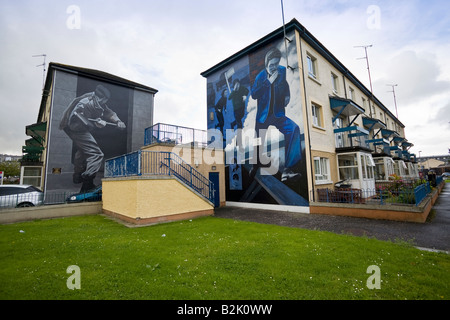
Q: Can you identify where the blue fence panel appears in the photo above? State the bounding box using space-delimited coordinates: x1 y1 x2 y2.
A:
125 151 141 176
414 182 430 206
105 151 141 177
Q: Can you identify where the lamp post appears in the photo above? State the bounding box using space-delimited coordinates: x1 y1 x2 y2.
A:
418 151 422 171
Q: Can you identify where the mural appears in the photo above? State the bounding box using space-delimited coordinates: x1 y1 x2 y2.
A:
46 74 133 194
206 33 309 206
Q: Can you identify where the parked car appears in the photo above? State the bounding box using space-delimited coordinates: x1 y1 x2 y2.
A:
0 185 44 208
66 185 102 203
441 172 450 178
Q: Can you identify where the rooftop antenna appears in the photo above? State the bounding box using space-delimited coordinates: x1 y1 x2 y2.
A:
281 0 294 71
32 54 47 89
354 45 374 116
387 84 399 118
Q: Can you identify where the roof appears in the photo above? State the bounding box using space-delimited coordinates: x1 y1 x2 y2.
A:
37 62 158 121
201 18 404 128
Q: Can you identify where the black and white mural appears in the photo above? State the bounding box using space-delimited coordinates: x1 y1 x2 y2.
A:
45 70 153 194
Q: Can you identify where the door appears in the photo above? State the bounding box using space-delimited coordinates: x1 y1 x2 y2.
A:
209 172 220 208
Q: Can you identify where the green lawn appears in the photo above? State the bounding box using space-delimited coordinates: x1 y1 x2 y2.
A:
0 214 448 300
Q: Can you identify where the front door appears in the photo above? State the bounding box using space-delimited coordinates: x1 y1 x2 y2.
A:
209 172 220 208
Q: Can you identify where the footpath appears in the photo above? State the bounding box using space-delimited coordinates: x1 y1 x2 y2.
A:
214 183 450 253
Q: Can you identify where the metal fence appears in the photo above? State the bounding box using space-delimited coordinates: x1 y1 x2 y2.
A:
144 123 208 147
0 190 100 210
315 181 434 207
104 150 215 205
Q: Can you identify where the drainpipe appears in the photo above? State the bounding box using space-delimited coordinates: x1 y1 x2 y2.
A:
298 28 316 202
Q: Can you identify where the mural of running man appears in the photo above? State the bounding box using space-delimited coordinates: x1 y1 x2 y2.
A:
59 84 126 192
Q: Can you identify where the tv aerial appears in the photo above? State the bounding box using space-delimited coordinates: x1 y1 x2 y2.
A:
32 54 47 89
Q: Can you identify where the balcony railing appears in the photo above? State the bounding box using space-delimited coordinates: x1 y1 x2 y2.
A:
334 126 370 151
144 123 208 148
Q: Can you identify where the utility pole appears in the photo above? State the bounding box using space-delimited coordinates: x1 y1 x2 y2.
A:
387 84 399 118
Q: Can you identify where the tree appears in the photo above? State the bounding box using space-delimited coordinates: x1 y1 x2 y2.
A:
0 161 21 178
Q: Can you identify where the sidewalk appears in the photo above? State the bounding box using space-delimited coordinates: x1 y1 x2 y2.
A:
214 183 450 252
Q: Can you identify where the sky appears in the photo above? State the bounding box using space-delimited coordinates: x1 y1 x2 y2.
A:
1 0 449 158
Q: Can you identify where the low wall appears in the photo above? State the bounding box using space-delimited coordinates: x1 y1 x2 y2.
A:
0 202 102 224
310 182 444 223
102 176 214 225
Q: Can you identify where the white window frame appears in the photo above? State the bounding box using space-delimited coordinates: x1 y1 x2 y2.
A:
348 87 355 100
331 72 339 94
307 54 317 79
314 157 331 184
360 154 375 180
311 103 323 128
334 117 344 148
20 166 43 189
338 153 360 180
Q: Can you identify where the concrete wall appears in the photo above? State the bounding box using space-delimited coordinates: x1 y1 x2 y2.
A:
0 202 102 224
102 176 214 225
128 88 154 152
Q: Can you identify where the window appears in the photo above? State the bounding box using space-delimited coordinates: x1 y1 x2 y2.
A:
20 166 42 188
361 97 367 109
331 73 339 94
338 153 359 180
307 54 317 79
334 117 344 148
370 104 376 117
348 87 355 100
394 160 407 176
361 154 375 179
374 158 385 180
314 157 330 183
311 103 323 128
386 158 395 177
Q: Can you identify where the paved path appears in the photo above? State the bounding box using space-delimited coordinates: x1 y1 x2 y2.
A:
214 183 450 252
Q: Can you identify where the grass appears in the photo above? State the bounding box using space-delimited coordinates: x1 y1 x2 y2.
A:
0 214 449 300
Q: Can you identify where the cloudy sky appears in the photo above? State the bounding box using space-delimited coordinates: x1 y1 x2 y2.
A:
1 0 449 157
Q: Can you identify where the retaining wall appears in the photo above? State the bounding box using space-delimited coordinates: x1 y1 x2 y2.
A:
310 182 444 223
0 202 102 224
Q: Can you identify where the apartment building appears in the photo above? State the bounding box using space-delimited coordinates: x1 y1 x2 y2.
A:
201 18 417 209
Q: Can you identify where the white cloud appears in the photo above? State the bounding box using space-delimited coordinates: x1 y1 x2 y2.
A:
0 0 449 157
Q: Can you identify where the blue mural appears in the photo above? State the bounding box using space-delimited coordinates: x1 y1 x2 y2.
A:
206 33 309 206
